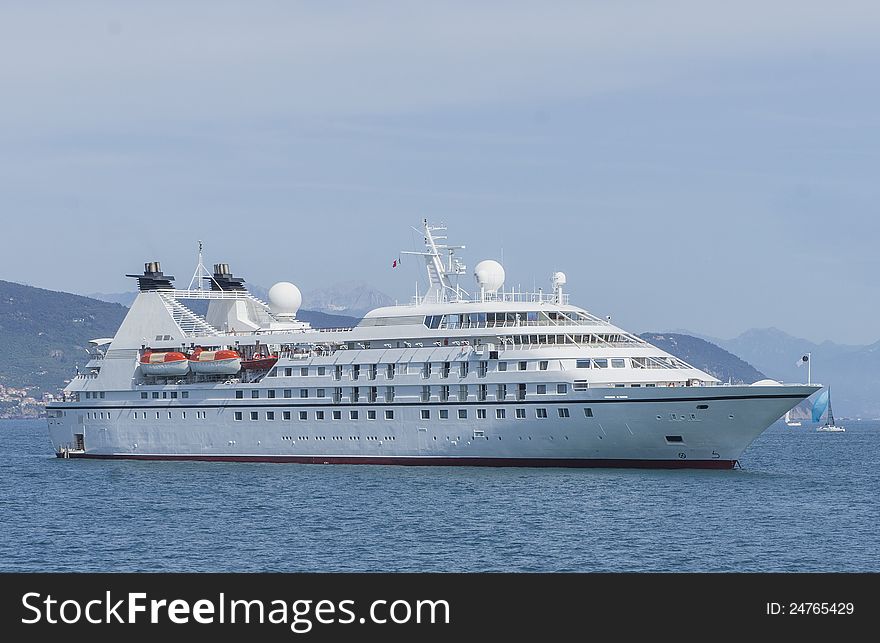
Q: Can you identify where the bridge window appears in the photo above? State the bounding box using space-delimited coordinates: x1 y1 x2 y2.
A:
611 358 626 368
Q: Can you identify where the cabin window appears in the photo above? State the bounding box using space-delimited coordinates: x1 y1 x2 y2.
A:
300 389 308 399
515 408 526 419
284 389 292 398
266 411 275 421
594 359 608 368
558 408 570 418
477 409 487 419
496 384 507 400
536 408 548 419
268 390 276 399
301 367 308 377
537 385 547 395
422 363 431 379
182 391 189 399
152 392 160 399
576 359 590 369
421 410 430 420
518 361 527 371
496 408 506 419
498 361 507 372
367 410 376 420
285 367 293 377
351 365 360 380
317 367 326 376
440 385 450 402
316 411 325 420
422 386 431 403
584 408 594 418
440 362 450 378
251 390 259 399
283 411 291 420
459 385 468 402
557 384 567 394
162 392 167 399
297 411 306 420
170 392 178 399
234 411 243 421
314 388 324 398
611 358 626 368
332 411 342 420
539 361 549 371
386 364 395 379
697 404 709 410
458 409 468 419
478 384 487 401
141 392 148 399
350 410 358 420
385 410 394 420
385 387 394 403
459 361 469 377
250 411 258 421
517 383 527 400
439 409 449 420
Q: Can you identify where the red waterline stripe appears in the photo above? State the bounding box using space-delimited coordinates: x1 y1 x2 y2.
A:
57 453 737 470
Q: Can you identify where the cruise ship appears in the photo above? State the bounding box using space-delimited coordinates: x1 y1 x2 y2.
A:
47 222 817 469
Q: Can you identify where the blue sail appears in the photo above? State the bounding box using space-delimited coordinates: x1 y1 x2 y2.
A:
812 389 829 423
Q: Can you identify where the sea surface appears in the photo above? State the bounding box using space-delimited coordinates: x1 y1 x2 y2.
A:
1 418 877 572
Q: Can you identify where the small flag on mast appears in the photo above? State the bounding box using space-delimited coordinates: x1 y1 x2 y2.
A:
795 354 810 367
392 257 401 268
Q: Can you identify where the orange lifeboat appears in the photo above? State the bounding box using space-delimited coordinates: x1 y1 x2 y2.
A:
241 352 279 371
139 350 190 376
188 347 242 375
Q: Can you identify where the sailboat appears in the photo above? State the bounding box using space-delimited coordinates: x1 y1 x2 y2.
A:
784 410 802 427
812 387 845 432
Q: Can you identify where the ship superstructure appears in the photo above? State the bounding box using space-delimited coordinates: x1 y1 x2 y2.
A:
47 222 817 468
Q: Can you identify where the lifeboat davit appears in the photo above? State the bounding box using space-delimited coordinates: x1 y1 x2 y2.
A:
188 347 242 375
241 353 279 371
139 350 190 376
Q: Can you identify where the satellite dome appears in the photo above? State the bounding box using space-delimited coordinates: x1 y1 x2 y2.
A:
268 282 302 316
474 260 505 293
552 271 567 287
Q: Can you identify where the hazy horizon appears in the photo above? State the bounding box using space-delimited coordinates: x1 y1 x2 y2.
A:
2 2 878 344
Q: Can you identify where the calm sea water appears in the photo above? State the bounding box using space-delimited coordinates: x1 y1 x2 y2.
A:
1 418 877 572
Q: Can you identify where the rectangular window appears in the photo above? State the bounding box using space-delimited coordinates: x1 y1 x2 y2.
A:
458 409 468 419
386 363 395 379
284 389 292 398
250 411 259 421
421 409 430 420
234 411 243 421
334 365 342 381
299 411 308 421
141 392 148 399
576 359 590 369
300 389 308 399
100 392 106 399
316 410 325 420
517 383 527 400
350 410 359 420
557 384 567 394
422 362 431 379
332 410 342 420
594 359 608 368
537 384 547 395
496 384 507 400
441 362 450 378
385 387 394 403
459 385 468 402
285 367 293 377
665 435 684 443
539 360 548 371
478 384 487 401
536 408 548 419
611 358 626 368
515 408 526 419
584 408 594 418
171 391 178 399
301 367 309 377
350 387 360 403
351 365 360 380
496 408 506 419
440 385 450 402
283 411 291 420
268 389 276 399
317 366 326 376
518 361 527 371
369 386 378 403
251 390 259 399
439 409 449 420
498 361 507 372
385 410 394 420
460 361 469 377
317 388 326 398
266 411 275 421
478 361 488 377
152 392 160 399
477 409 487 419
558 408 570 418
422 386 431 403
181 391 189 399
162 392 168 399
367 410 377 420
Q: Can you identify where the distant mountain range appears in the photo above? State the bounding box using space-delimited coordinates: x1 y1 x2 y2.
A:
638 333 765 385
676 327 879 418
90 280 393 319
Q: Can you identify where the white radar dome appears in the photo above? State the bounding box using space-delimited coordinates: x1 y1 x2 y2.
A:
474 260 505 293
552 271 567 287
268 282 302 316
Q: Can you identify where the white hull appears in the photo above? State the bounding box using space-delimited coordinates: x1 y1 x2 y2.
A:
139 361 190 376
47 385 814 468
189 358 241 375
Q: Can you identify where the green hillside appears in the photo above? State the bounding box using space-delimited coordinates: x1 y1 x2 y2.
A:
0 279 128 393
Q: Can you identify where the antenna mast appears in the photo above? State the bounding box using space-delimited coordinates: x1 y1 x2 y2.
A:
188 240 212 291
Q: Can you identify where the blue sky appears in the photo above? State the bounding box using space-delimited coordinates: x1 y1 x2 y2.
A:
1 1 878 342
